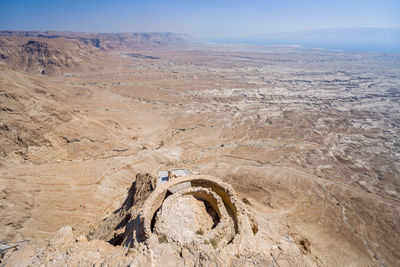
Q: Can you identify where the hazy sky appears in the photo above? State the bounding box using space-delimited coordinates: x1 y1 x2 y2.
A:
0 0 399 38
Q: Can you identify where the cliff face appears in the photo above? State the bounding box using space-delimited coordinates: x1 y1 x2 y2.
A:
0 31 194 50
0 31 195 75
0 31 399 266
3 175 319 267
0 37 98 75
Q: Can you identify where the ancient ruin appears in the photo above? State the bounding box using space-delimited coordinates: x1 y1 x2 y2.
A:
1 29 399 266
141 175 256 246
112 173 274 265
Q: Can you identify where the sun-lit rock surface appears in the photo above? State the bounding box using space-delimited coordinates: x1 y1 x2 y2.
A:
0 31 399 266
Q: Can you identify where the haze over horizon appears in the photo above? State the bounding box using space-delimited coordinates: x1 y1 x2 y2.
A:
1 1 400 266
1 0 399 38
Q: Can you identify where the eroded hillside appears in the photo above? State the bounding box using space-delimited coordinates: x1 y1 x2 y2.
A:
0 32 399 266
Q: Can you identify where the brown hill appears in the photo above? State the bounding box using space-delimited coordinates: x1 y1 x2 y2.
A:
0 31 195 75
0 31 195 50
0 31 399 266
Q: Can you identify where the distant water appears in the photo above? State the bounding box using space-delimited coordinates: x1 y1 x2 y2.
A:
207 38 400 54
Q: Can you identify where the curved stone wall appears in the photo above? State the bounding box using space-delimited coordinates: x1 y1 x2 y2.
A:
141 175 250 248
153 187 233 245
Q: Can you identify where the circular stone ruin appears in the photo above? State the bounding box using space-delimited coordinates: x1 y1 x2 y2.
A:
141 175 252 249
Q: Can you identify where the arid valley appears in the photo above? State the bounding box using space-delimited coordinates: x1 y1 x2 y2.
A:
0 31 399 266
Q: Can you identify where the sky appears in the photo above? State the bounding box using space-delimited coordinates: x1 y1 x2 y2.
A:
0 0 399 38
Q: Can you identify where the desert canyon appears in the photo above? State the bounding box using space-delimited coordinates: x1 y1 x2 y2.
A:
0 31 399 266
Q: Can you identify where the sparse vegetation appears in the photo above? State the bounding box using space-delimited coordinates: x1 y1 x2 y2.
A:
196 229 204 235
210 238 219 249
158 234 167 243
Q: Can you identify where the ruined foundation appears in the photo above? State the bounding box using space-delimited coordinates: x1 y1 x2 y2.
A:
141 175 256 249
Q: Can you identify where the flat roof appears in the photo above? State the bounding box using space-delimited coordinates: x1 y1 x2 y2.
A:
157 168 192 187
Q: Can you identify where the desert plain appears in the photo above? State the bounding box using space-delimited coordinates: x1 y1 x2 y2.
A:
0 32 399 266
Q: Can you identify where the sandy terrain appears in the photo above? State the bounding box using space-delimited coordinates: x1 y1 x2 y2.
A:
0 33 399 266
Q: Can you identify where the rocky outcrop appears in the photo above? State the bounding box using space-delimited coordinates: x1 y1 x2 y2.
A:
3 226 153 266
0 38 82 75
88 173 156 245
0 31 197 75
78 38 101 48
0 31 196 51
2 173 318 266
